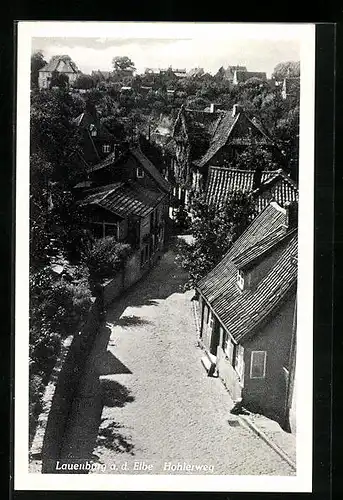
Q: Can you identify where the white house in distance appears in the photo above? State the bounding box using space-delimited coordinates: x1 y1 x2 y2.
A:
38 55 80 89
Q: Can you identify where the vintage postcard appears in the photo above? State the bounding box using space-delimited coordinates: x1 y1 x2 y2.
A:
15 21 315 492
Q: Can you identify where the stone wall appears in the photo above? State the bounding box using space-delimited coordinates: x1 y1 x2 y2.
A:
39 297 102 473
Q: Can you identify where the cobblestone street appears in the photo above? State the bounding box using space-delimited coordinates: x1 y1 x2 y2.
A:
60 246 295 476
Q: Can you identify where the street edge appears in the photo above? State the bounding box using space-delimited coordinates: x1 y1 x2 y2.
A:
239 414 296 472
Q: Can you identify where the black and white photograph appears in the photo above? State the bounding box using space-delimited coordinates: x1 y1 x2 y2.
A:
15 21 315 492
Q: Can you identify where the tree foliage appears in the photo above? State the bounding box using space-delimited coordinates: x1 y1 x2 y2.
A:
112 56 136 74
83 237 132 282
73 73 95 90
31 50 47 89
176 192 257 288
272 61 300 80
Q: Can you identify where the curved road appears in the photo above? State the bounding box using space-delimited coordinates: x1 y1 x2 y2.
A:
60 247 294 476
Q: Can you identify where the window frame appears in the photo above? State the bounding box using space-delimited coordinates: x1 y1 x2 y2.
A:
237 269 245 290
250 350 267 379
136 166 145 178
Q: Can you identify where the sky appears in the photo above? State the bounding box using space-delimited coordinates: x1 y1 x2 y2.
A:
30 24 301 78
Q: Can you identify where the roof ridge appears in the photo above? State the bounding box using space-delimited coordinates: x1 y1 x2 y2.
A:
232 226 297 268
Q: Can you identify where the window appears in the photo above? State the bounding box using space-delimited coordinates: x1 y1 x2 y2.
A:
222 328 234 363
208 311 214 330
136 167 144 178
250 351 267 379
237 269 245 290
102 144 110 153
89 124 97 137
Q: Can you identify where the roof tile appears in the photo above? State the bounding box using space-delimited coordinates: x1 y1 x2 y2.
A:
197 202 297 342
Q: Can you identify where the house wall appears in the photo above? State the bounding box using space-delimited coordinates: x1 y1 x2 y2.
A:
289 355 297 434
38 71 76 89
103 271 124 306
38 71 52 89
242 292 296 425
216 346 243 401
96 155 162 193
124 251 143 289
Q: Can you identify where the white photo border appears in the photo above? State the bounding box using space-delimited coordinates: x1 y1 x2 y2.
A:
14 21 315 492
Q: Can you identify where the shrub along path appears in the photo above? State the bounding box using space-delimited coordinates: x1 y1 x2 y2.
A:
60 246 295 476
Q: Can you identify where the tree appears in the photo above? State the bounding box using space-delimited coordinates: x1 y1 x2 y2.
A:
112 56 136 75
73 73 95 90
50 70 69 90
233 143 280 171
272 61 300 80
31 51 47 89
30 89 84 182
176 192 256 288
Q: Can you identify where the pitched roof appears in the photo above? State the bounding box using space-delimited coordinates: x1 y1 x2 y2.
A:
130 147 171 193
206 166 298 212
197 202 297 342
173 106 224 143
39 55 79 74
73 111 113 140
193 112 274 169
86 150 123 173
78 181 166 219
234 71 267 83
187 67 204 77
85 146 171 193
231 227 296 269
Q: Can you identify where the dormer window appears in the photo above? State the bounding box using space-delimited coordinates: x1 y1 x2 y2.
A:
89 124 97 137
102 144 110 153
237 269 245 290
136 167 144 178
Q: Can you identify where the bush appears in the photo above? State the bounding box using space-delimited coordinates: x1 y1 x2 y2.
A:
173 205 191 233
30 328 62 376
30 265 93 338
83 237 132 282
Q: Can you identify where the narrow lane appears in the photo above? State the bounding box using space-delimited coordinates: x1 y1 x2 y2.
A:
60 246 295 475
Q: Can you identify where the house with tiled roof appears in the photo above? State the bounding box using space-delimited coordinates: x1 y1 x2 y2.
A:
223 65 247 82
187 67 205 78
205 166 298 213
172 103 281 211
38 55 81 89
72 102 117 167
196 201 298 429
75 145 171 270
233 70 267 85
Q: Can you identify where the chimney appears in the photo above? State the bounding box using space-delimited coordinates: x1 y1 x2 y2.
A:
285 201 298 230
232 103 241 117
209 103 216 113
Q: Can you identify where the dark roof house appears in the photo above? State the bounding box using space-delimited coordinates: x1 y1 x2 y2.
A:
193 104 275 170
196 201 298 426
233 70 267 84
72 105 115 166
85 146 171 194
